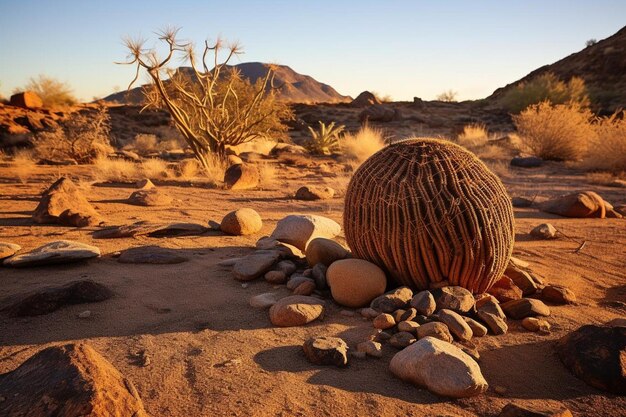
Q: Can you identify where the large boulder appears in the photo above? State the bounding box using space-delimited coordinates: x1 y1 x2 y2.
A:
10 91 43 109
33 177 103 227
350 91 381 108
389 337 488 397
220 208 263 236
270 214 341 251
3 240 100 267
326 259 387 308
556 324 626 394
540 191 606 218
0 343 148 417
224 164 259 190
269 295 325 327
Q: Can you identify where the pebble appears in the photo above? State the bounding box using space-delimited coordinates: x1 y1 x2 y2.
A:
389 331 416 349
357 340 383 358
287 276 314 290
274 260 297 276
302 336 349 367
293 280 316 296
373 313 396 329
463 317 488 337
522 317 552 334
410 290 436 316
397 320 420 335
265 270 287 284
360 307 379 319
77 310 91 319
241 283 249 289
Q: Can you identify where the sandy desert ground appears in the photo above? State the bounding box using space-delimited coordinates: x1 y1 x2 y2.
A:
1 155 625 416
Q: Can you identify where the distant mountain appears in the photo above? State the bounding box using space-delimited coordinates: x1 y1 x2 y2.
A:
488 26 626 112
104 62 351 104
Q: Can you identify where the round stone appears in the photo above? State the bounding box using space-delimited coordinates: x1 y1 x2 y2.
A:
326 259 387 308
220 208 263 236
305 238 349 266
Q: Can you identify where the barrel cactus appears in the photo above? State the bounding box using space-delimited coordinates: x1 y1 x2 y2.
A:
344 138 514 294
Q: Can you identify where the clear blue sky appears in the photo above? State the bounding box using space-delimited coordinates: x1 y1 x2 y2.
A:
1 1 624 102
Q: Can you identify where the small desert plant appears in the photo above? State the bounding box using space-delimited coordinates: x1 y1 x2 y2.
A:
585 39 597 47
583 111 626 173
12 150 37 183
340 124 386 166
21 75 77 107
306 121 345 155
436 90 458 102
501 72 589 113
457 123 489 148
513 101 596 161
200 152 229 185
122 27 293 167
141 158 171 179
34 105 113 163
128 134 159 155
93 156 139 182
178 158 201 179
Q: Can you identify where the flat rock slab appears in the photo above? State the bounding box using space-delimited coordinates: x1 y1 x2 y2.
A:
499 403 572 417
501 298 550 319
0 242 21 260
93 222 207 239
0 343 148 417
303 336 349 367
127 189 173 206
3 240 100 267
2 280 113 317
269 295 325 327
233 250 281 281
556 324 626 394
117 246 188 264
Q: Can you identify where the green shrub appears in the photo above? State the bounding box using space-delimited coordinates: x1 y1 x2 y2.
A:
501 72 589 113
305 121 345 155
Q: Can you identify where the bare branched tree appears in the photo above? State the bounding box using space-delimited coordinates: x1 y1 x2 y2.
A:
120 27 292 167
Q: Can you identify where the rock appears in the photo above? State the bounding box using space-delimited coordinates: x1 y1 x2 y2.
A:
3 240 100 267
376 331 393 341
287 275 313 290
295 186 335 201
509 256 530 270
499 403 573 417
232 250 281 281
438 309 473 341
393 309 407 323
127 189 173 206
0 343 147 417
2 280 113 317
502 298 550 319
224 164 259 190
359 307 379 319
359 104 399 123
270 214 341 251
0 242 20 260
33 177 103 227
269 295 325 327
249 293 281 309
227 155 243 165
357 340 382 358
219 258 241 267
410 290 436 316
463 317 488 337
373 313 396 329
433 286 475 314
220 208 263 236
303 337 349 367
521 317 551 334
390 332 417 349
147 222 208 237
541 285 577 305
264 270 287 284
117 246 188 264
326 259 387 308
530 223 558 239
293 280 316 296
540 191 606 218
311 263 328 290
255 237 305 259
487 276 523 303
505 265 538 296
370 287 413 313
416 322 453 343
350 91 381 107
397 320 420 335
136 178 155 189
92 221 162 239
9 91 43 109
305 238 349 266
274 260 297 276
389 337 488 398
556 325 626 394
510 156 543 168
399 308 417 322
476 296 508 335
511 196 534 208
78 310 91 319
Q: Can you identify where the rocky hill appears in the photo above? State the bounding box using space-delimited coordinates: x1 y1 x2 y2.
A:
104 62 351 105
488 25 626 113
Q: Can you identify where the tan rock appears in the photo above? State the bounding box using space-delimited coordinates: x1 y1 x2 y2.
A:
33 177 102 227
269 295 325 327
305 238 349 266
373 313 396 329
326 259 387 308
224 163 259 190
220 208 263 236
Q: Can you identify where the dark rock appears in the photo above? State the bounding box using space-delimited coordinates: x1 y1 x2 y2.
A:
556 325 626 394
511 196 534 208
311 263 328 290
2 280 113 317
350 91 381 107
530 223 558 239
370 287 413 313
303 336 349 367
9 91 43 109
510 156 543 168
233 250 281 281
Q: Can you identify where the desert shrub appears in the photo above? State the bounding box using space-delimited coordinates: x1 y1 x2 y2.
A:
200 152 228 186
305 121 345 155
12 150 37 183
34 105 113 163
501 72 589 113
586 39 597 47
93 156 139 182
583 111 626 173
178 158 201 179
122 28 293 167
457 123 489 147
141 158 171 179
21 75 77 107
513 101 596 161
126 133 185 156
436 90 458 102
340 124 386 166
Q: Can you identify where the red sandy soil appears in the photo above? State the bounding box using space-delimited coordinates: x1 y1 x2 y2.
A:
0 160 625 417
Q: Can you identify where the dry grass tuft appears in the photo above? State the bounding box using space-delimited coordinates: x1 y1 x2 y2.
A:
12 150 37 184
457 123 489 148
177 159 201 180
341 124 386 168
93 156 139 182
200 153 228 186
583 111 626 173
141 158 171 179
513 101 595 161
